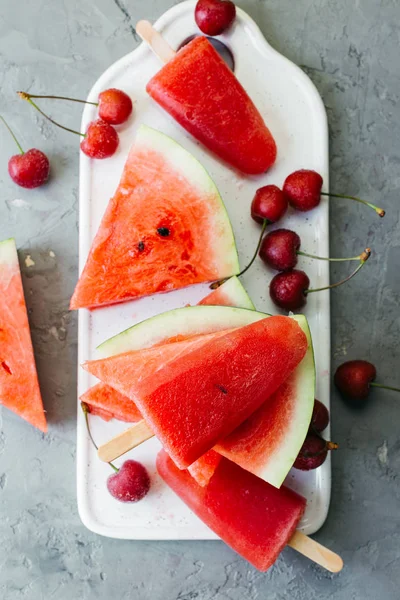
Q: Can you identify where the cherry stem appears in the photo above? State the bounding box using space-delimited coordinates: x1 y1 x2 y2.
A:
321 191 385 218
210 219 267 290
303 441 338 458
297 250 363 262
237 219 268 277
20 92 98 107
370 382 400 393
80 402 118 473
18 92 85 138
306 248 371 295
0 115 24 154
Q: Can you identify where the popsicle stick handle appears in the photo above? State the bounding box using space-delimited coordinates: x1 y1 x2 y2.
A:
136 20 176 63
288 530 343 573
97 420 154 463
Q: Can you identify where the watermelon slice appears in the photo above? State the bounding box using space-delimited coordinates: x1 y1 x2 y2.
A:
70 125 239 309
80 383 142 423
187 449 222 487
0 238 46 432
198 276 255 310
84 315 308 468
82 277 253 421
215 318 315 488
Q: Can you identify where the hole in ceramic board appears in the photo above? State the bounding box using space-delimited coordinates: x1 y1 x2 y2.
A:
178 35 234 72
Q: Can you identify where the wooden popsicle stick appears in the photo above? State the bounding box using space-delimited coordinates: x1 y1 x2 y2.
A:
136 20 176 64
288 530 343 573
97 420 154 462
98 425 343 573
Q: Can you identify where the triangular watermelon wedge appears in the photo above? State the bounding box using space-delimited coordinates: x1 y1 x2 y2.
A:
80 382 142 423
70 125 239 309
0 238 46 432
81 277 254 421
84 316 307 468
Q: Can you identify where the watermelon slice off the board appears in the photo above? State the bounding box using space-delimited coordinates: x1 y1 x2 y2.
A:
81 276 254 421
70 125 239 310
0 238 47 432
84 314 308 469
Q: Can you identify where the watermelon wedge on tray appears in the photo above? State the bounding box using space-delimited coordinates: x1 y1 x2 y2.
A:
81 276 254 420
70 125 239 310
84 312 308 469
83 302 314 486
0 238 46 432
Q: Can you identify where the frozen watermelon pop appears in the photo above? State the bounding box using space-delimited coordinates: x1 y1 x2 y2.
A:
157 450 343 572
137 21 277 175
87 315 307 468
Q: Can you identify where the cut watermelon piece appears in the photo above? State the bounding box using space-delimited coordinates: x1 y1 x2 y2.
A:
198 276 255 310
215 318 315 488
80 382 142 423
83 277 252 422
70 125 239 309
84 315 308 468
187 449 222 487
0 239 46 432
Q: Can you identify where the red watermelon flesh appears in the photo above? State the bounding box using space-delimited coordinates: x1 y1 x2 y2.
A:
81 277 252 424
80 382 142 423
84 316 307 468
84 328 234 405
70 125 239 310
86 405 115 422
187 449 222 487
157 450 306 571
0 238 47 432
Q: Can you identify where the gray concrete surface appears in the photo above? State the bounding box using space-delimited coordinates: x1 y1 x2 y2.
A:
0 1 399 598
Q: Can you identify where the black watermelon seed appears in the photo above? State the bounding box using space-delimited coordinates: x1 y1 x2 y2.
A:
138 241 145 252
215 384 228 394
157 227 170 237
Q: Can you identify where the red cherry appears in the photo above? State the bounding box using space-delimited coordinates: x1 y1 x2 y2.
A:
98 88 133 125
269 269 310 311
309 399 330 433
334 360 377 402
283 169 323 212
251 185 288 225
195 0 236 36
294 433 338 471
1 115 50 189
260 229 300 271
80 119 119 159
8 148 50 189
107 460 150 503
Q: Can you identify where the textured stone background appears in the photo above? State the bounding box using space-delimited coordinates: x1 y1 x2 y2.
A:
0 1 399 598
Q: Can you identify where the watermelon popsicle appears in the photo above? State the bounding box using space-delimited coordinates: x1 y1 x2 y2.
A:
142 23 277 175
87 315 308 468
157 450 343 572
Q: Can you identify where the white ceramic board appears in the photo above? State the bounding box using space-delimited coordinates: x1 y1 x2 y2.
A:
77 0 330 540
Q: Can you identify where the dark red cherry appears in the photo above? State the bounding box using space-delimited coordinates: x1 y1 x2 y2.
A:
269 269 310 311
251 185 288 225
283 169 323 212
80 119 119 159
259 229 300 271
107 460 150 503
294 433 338 471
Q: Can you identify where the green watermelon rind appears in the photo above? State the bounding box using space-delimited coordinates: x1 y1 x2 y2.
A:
137 125 240 278
221 315 315 489
0 238 18 266
96 305 263 358
201 276 255 311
